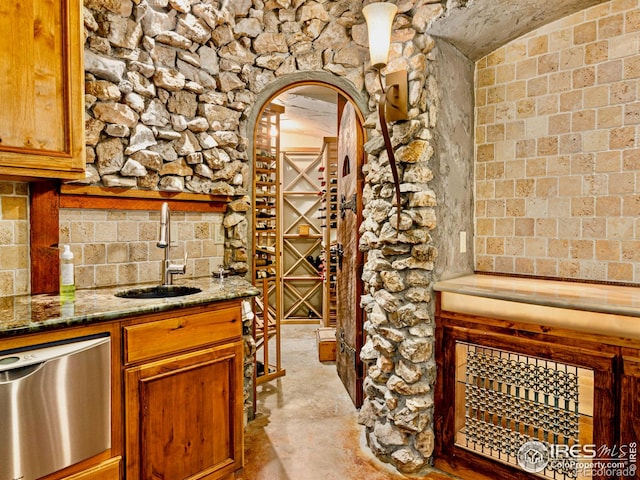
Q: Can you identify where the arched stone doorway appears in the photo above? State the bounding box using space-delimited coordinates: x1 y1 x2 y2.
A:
245 72 369 411
245 71 369 152
245 72 369 287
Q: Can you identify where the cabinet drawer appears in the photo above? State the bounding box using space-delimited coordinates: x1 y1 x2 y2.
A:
124 306 241 364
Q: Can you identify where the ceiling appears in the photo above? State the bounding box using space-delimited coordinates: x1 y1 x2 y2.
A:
428 0 608 61
273 86 338 139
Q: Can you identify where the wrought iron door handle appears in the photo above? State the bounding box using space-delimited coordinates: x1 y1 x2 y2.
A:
337 327 357 363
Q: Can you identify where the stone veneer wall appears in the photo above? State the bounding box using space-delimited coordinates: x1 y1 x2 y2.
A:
0 183 30 296
59 208 225 288
475 0 640 283
80 0 455 474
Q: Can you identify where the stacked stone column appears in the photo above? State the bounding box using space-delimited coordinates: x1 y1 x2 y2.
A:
357 24 440 471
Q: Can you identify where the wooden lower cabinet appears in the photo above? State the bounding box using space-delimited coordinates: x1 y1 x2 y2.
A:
124 303 244 480
0 324 123 480
434 307 636 480
0 300 246 480
621 355 640 471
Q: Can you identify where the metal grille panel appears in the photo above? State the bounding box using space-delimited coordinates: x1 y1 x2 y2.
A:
455 342 594 479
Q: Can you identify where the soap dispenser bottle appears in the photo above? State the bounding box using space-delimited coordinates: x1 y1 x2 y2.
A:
60 244 75 302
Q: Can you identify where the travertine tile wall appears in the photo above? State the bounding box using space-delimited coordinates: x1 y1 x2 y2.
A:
59 208 225 289
475 0 640 283
0 182 29 296
0 183 227 294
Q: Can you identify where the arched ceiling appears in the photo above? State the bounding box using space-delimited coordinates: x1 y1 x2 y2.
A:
428 0 609 61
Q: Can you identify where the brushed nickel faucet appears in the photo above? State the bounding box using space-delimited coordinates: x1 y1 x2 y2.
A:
157 202 187 285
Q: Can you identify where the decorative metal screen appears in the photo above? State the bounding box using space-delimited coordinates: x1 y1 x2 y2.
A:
455 342 594 479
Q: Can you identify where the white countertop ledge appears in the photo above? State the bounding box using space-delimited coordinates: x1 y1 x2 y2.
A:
434 274 640 342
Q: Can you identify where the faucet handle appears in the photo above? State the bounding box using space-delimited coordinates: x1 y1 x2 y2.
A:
167 253 188 276
178 252 188 274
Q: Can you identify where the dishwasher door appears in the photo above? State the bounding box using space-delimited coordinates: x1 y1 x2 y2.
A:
0 335 111 480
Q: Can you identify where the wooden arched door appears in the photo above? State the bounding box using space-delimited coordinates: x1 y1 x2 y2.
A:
336 100 364 407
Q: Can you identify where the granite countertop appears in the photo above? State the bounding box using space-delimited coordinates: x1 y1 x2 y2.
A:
434 273 640 318
0 276 259 339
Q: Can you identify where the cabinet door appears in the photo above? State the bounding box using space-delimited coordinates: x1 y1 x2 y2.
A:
0 0 85 179
436 323 618 480
125 342 243 480
621 355 640 473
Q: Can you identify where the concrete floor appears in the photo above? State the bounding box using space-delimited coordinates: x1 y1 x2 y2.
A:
236 324 459 480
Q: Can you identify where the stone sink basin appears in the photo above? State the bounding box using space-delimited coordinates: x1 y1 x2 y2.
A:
115 285 202 299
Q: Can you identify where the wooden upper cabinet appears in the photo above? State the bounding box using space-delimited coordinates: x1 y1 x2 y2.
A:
0 0 85 179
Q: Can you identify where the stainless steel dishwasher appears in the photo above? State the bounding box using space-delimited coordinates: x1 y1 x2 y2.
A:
0 334 111 480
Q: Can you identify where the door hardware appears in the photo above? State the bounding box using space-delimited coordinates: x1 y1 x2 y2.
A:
338 327 357 365
332 243 344 269
340 193 357 219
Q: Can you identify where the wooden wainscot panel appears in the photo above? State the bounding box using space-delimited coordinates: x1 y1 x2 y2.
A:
438 290 640 350
123 302 242 364
438 307 630 352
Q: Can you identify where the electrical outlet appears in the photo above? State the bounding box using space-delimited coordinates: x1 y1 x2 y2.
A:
460 231 467 253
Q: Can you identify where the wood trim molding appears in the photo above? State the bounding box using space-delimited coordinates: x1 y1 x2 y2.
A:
59 185 231 212
30 181 61 294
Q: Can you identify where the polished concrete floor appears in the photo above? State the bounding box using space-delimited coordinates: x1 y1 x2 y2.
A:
236 324 459 480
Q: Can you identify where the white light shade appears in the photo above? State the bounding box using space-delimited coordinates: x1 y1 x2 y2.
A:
362 2 398 69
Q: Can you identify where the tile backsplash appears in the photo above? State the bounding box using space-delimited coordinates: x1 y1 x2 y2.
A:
0 181 225 295
0 182 29 296
59 208 225 289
